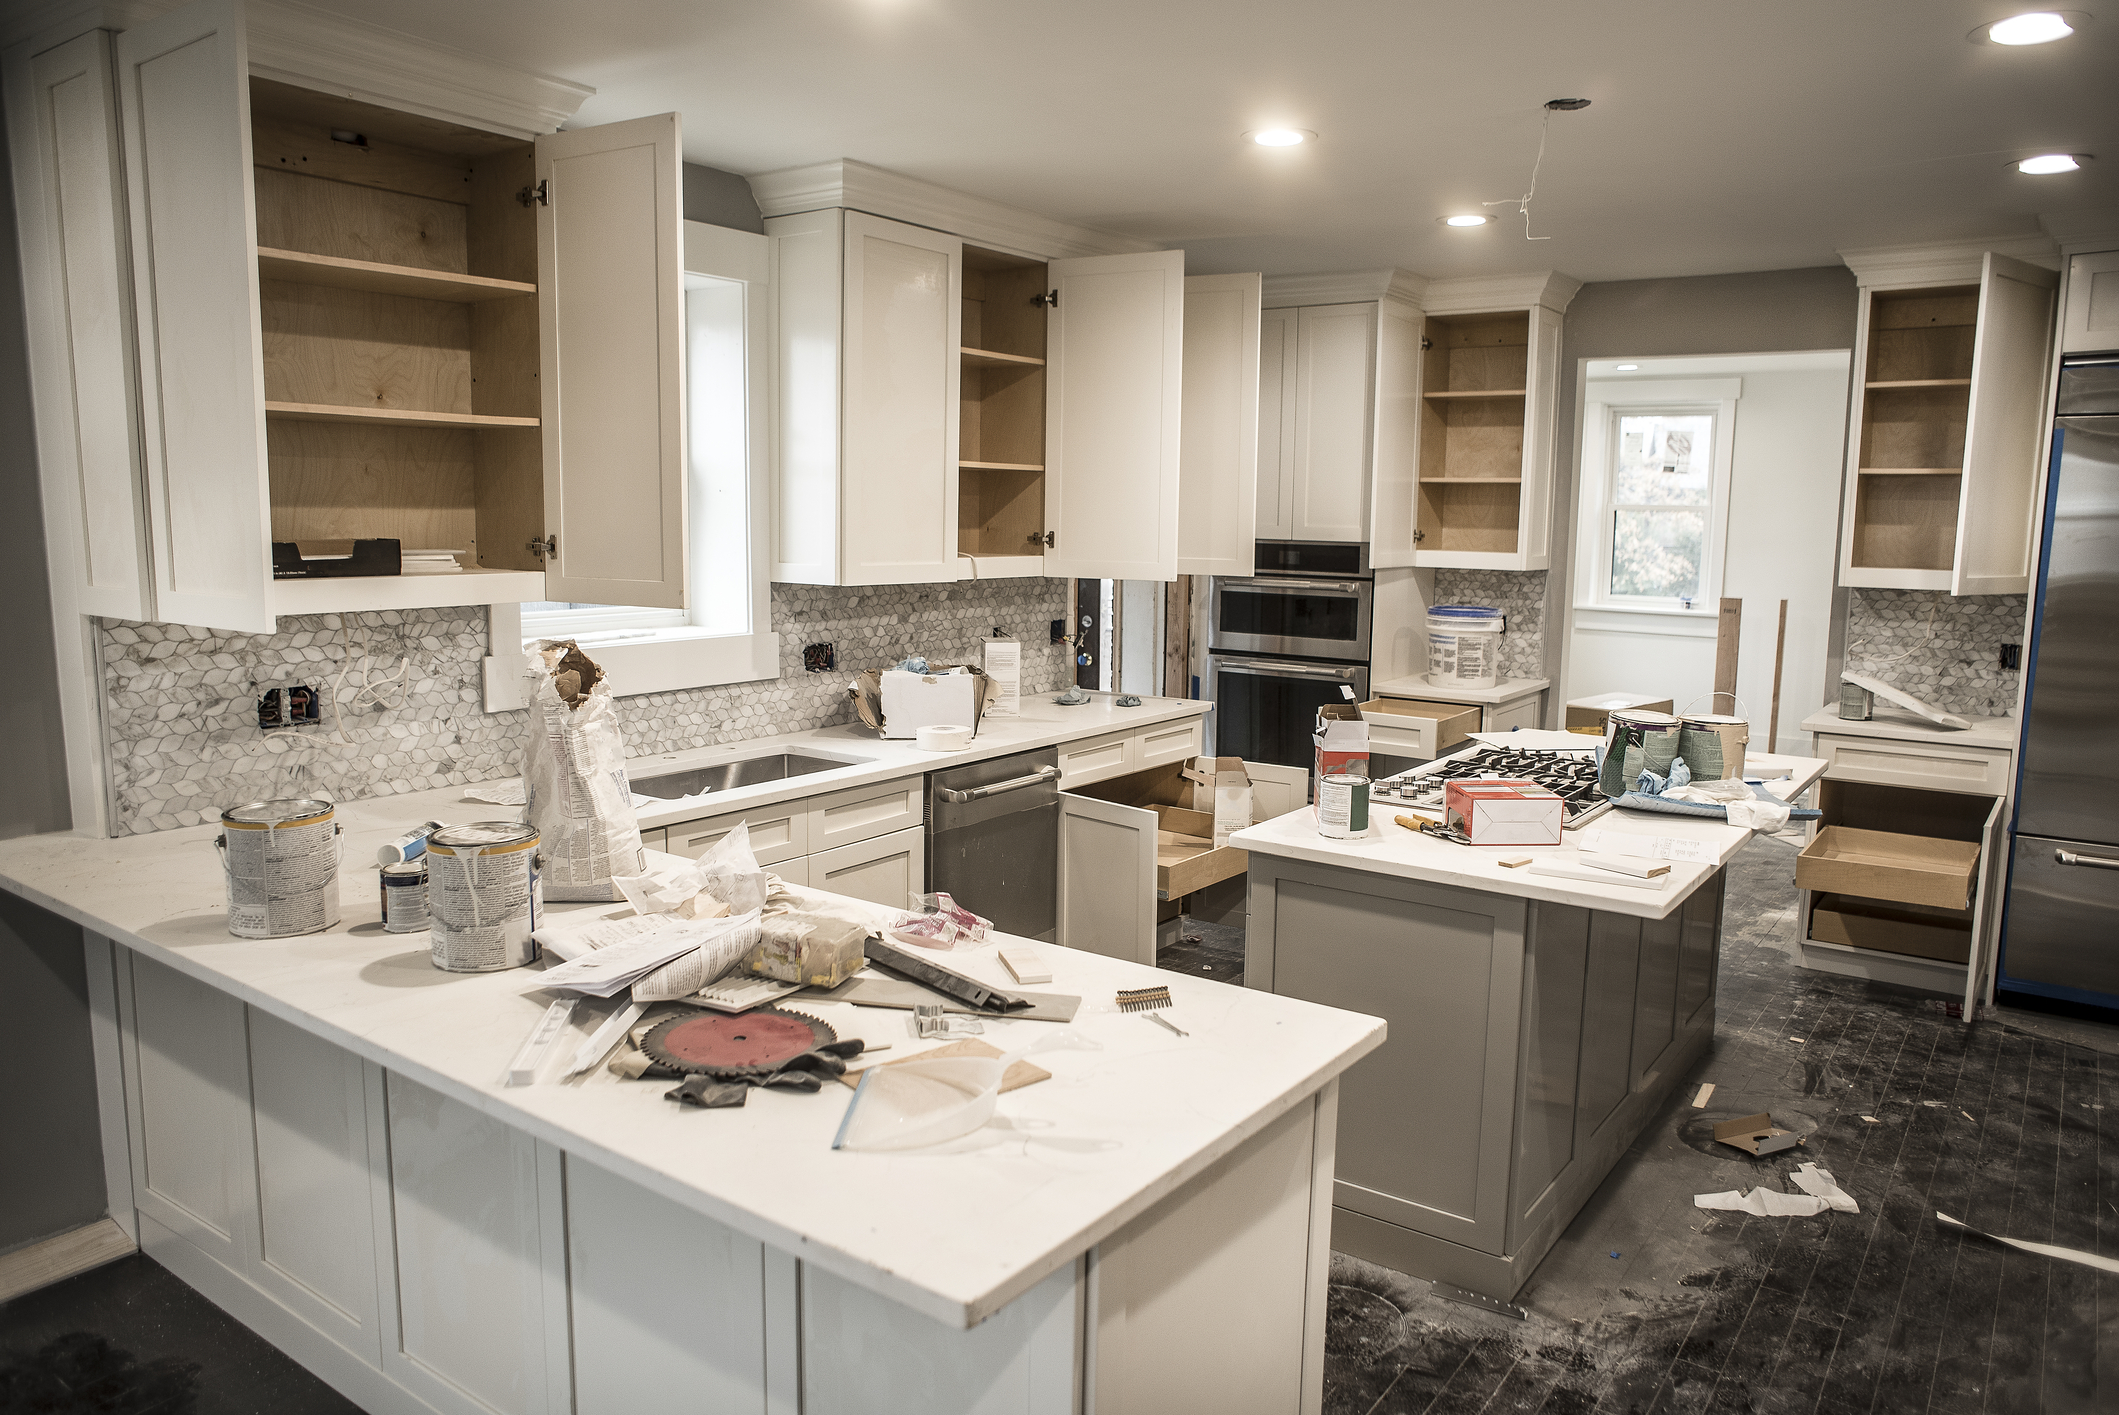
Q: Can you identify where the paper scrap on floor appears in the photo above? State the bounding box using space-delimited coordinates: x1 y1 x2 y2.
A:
1696 1163 1859 1216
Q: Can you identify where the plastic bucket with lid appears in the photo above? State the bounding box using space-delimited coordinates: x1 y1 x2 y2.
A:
1425 605 1505 690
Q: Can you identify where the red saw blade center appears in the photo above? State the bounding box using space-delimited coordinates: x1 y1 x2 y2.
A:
654 1012 822 1069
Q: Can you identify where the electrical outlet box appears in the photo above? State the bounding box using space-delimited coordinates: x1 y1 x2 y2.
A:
802 642 836 673
1999 643 2021 670
1050 619 1066 644
258 685 321 729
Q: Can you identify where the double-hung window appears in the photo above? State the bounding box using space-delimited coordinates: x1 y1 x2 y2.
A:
509 221 777 696
1575 378 1738 615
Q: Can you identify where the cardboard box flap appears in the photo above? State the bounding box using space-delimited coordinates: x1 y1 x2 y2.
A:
1713 1112 1805 1157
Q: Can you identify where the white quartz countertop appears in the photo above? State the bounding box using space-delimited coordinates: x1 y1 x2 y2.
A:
622 691 1210 831
1229 742 1829 920
0 773 1378 1331
1800 705 2018 752
1371 675 1550 706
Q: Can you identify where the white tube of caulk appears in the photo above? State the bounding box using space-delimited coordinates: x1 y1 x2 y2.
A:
377 820 446 867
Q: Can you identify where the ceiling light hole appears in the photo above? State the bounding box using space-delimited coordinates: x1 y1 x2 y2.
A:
2017 152 2088 174
1246 128 1314 148
1440 214 1490 227
1989 11 2075 43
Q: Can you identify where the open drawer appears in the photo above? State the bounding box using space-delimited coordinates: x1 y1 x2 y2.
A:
1796 827 1980 910
1358 698 1480 761
1808 893 1972 964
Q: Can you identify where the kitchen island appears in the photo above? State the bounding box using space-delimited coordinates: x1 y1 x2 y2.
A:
0 753 1380 1415
1230 735 1827 1303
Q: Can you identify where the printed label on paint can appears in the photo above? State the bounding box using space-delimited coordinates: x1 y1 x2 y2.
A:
1318 773 1370 839
219 800 340 939
380 860 430 934
425 823 541 972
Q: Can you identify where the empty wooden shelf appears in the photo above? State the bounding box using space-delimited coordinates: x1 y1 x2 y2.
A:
265 401 540 429
961 346 1045 369
257 247 536 302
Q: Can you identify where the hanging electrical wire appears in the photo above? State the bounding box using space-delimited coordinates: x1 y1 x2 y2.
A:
1485 98 1589 241
332 615 411 745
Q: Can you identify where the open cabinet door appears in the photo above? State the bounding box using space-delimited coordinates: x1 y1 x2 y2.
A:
1059 791 1158 965
115 0 274 633
1245 761 1313 824
1176 273 1260 576
1964 794 2009 1020
1044 250 1185 581
1953 252 2058 597
536 113 686 607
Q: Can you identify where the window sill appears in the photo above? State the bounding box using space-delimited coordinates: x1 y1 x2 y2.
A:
1571 604 1719 639
485 607 781 709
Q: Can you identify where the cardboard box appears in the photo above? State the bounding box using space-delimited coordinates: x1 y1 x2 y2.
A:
1314 703 1370 784
1808 894 1972 964
1444 778 1564 846
849 665 994 739
1713 1113 1804 1157
1182 755 1254 848
1795 826 1979 911
982 636 1020 717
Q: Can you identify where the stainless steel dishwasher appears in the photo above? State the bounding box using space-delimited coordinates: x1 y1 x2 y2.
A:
927 747 1060 942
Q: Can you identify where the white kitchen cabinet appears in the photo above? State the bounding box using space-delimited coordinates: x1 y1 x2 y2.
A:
19 0 677 632
1178 273 1261 575
809 824 926 910
1254 272 1427 563
2060 248 2119 355
769 208 962 585
1058 790 1159 965
1837 244 2059 595
664 800 812 867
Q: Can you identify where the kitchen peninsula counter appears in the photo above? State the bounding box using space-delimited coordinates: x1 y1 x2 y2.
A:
1230 739 1826 1303
0 745 1378 1415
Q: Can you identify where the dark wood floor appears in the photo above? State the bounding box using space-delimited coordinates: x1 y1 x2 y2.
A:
1179 834 2118 1415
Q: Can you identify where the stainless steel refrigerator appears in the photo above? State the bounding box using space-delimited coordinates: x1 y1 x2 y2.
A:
2001 354 2119 1007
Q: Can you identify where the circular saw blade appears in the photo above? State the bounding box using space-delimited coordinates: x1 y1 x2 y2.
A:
640 1007 835 1079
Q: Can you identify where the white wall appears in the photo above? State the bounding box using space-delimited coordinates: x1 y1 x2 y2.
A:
1565 354 1849 754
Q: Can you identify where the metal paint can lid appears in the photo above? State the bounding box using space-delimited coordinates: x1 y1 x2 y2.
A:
428 822 539 854
222 798 335 828
381 860 428 882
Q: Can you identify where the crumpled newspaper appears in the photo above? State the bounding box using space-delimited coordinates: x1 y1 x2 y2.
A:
1696 1162 1859 1216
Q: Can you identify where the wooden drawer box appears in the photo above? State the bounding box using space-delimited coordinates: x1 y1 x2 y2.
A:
1358 699 1480 761
1808 894 1972 964
1814 733 2011 796
1795 826 1980 911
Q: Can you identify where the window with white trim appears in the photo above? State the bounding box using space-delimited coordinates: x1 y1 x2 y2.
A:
1574 378 1738 615
517 222 778 694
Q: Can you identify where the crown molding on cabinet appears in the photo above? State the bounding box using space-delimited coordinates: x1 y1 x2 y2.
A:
747 159 1160 260
1839 234 2060 287
1259 268 1429 310
247 0 591 139
2039 212 2119 258
1421 270 1583 315
2 0 162 52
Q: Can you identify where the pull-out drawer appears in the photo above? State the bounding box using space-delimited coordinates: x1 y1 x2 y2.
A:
1058 730 1136 788
1135 718 1204 771
1358 699 1481 761
1814 732 2012 796
663 803 810 866
807 775 923 853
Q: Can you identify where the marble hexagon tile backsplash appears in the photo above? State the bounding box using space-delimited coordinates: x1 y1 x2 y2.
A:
99 579 1073 836
1843 588 2028 719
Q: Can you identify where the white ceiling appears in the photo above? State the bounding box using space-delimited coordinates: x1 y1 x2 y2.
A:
311 0 2117 283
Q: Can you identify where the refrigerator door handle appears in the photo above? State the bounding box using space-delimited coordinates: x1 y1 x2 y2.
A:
2055 849 2119 871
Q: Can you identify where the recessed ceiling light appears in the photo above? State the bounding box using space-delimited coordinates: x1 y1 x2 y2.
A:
1988 10 2075 43
2017 152 2088 173
1439 214 1489 227
1614 364 1641 371
1246 128 1314 147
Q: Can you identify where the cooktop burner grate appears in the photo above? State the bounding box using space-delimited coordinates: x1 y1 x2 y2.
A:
1372 743 1611 827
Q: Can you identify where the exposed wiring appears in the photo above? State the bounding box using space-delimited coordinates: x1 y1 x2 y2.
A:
1484 99 1587 242
332 616 410 745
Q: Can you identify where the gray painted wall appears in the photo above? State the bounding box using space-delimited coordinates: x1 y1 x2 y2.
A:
0 78 104 1255
1543 266 1860 707
683 161 763 233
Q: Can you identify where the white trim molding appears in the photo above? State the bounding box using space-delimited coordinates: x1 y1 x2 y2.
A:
1260 268 1429 309
747 158 1160 260
1839 234 2060 287
1422 270 1583 315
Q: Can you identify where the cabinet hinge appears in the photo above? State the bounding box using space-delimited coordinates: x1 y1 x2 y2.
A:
1033 290 1059 308
516 179 549 208
1411 528 1425 543
528 534 556 560
1029 530 1055 549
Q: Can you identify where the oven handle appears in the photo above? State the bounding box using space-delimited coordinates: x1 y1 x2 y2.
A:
2056 849 2119 871
937 765 1060 804
1215 659 1359 681
1222 579 1365 596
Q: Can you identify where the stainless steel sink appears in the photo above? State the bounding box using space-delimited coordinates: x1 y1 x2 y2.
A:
628 752 865 800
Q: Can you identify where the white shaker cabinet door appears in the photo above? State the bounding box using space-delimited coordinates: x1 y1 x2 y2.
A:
1291 303 1377 543
1953 252 2058 597
1177 273 1261 575
114 0 274 634
1255 305 1298 541
1368 301 1424 568
537 113 688 608
19 31 153 621
1044 249 1186 581
809 825 926 910
1058 791 1157 965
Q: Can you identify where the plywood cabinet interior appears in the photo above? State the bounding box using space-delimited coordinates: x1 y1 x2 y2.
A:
1838 250 2058 594
1418 310 1528 554
958 244 1050 567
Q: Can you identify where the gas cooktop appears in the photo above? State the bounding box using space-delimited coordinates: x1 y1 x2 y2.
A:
1371 742 1612 828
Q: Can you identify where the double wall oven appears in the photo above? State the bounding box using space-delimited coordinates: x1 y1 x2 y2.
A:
1206 542 1372 772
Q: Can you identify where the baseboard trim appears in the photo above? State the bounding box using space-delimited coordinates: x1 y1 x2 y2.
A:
0 1217 136 1302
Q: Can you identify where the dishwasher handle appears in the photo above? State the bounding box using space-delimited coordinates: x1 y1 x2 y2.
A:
937 765 1060 804
2056 849 2119 871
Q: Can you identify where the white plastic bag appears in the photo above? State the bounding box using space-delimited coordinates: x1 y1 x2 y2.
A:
523 641 644 901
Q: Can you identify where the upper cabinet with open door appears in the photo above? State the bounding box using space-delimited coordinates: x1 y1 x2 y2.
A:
1837 240 2059 595
20 0 692 630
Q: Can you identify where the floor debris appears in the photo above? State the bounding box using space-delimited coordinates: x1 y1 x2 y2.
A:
1691 1082 1715 1108
1936 1211 2119 1274
1697 1163 1859 1217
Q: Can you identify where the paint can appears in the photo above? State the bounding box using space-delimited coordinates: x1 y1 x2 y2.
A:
424 823 541 973
1597 709 1682 797
218 799 341 939
1678 715 1750 781
379 860 430 934
1318 773 1371 839
377 820 446 867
